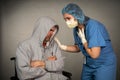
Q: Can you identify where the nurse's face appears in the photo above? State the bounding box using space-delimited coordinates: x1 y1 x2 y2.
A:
63 13 75 21
63 13 78 28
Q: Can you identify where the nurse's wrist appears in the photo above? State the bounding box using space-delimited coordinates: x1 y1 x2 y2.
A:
82 39 87 44
83 42 87 46
60 45 67 51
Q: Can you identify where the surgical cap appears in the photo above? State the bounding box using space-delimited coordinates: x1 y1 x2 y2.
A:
62 3 85 24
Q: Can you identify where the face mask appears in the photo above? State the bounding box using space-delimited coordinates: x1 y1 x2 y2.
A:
66 19 78 28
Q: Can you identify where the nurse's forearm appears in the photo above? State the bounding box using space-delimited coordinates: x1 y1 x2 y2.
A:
83 43 100 59
65 45 80 53
54 37 80 52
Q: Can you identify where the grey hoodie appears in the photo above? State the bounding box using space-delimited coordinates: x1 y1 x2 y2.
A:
16 16 67 80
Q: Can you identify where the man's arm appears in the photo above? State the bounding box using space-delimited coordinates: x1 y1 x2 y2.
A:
30 60 45 68
45 42 65 72
16 44 46 80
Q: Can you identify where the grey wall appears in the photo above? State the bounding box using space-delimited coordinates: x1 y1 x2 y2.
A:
1 0 120 80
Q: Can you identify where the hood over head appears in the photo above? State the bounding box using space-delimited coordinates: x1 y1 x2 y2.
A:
31 16 58 47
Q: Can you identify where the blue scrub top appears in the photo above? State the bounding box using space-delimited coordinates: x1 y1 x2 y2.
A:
73 19 116 68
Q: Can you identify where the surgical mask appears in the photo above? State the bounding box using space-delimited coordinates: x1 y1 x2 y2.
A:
66 19 78 28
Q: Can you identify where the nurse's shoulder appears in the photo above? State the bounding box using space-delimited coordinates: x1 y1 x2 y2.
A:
86 18 105 29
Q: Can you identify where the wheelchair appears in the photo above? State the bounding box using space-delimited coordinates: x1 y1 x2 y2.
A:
10 57 72 80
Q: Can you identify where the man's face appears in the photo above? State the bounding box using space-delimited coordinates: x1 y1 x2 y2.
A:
44 26 57 42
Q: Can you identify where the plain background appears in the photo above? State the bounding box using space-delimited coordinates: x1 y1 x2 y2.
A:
0 0 120 80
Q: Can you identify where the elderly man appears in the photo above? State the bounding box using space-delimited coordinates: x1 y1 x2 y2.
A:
16 16 67 80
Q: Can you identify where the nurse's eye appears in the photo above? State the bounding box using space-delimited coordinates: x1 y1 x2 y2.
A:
67 17 71 20
64 17 71 21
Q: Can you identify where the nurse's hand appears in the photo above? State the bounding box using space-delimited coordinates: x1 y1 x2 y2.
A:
77 28 87 44
54 37 67 50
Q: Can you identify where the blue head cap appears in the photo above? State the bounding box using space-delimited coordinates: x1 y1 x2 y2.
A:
62 3 85 24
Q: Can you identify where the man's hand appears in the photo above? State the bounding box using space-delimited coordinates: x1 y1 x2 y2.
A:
47 56 57 61
30 60 45 68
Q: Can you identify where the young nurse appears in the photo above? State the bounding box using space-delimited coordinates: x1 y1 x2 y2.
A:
54 3 117 80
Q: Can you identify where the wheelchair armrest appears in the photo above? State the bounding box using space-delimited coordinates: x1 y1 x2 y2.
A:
10 57 16 61
62 70 72 78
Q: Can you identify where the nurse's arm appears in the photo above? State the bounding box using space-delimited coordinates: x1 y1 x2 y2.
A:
54 37 80 53
65 45 80 53
83 43 101 59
